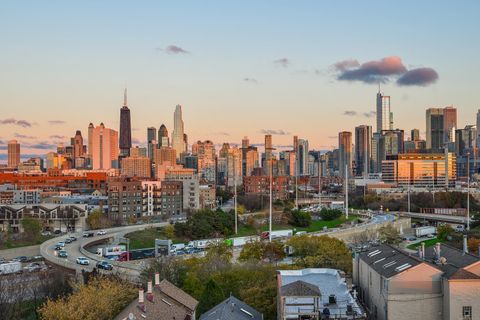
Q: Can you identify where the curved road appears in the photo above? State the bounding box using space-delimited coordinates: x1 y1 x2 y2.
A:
40 223 167 281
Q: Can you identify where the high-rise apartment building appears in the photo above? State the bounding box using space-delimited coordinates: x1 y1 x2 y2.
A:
121 156 151 178
90 123 119 170
355 125 372 176
154 147 177 167
376 89 392 133
338 132 352 177
297 139 309 175
172 105 185 160
245 148 259 177
158 124 169 147
71 130 86 168
147 127 157 160
7 140 20 168
119 89 132 158
192 140 216 182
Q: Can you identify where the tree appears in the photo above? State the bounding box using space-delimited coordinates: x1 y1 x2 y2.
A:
206 242 233 265
468 237 480 253
39 276 136 320
378 223 401 245
238 241 264 262
163 224 175 239
319 208 342 221
289 210 311 227
86 209 111 230
263 241 286 264
21 217 42 242
437 225 454 240
174 209 234 240
197 278 225 316
287 235 352 273
237 204 246 215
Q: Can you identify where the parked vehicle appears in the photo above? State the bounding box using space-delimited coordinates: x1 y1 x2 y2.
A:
0 261 22 275
76 257 89 265
83 232 94 238
261 230 293 240
68 236 77 241
41 231 52 236
58 250 68 258
97 230 107 235
54 230 62 235
96 261 113 270
455 225 465 232
13 256 29 263
415 226 437 238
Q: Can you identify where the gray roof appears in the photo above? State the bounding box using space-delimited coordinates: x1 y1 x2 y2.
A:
280 280 321 297
199 296 263 320
358 244 422 278
423 243 480 279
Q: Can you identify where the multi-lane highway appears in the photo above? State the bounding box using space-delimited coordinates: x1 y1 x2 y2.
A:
40 223 167 280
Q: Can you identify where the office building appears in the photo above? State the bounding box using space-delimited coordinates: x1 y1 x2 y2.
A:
121 156 151 178
7 140 20 168
297 139 309 175
338 131 352 177
172 104 186 160
90 123 119 170
192 140 216 182
153 146 176 167
355 125 372 177
119 89 132 158
382 153 456 188
130 146 147 158
376 89 392 133
426 107 457 152
245 147 259 177
147 127 157 160
158 124 169 147
411 129 420 141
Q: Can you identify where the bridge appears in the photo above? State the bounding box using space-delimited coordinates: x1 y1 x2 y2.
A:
398 211 467 224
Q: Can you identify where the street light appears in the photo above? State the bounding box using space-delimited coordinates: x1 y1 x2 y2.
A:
467 151 471 231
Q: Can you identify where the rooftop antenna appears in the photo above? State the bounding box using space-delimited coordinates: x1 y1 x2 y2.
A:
123 88 128 106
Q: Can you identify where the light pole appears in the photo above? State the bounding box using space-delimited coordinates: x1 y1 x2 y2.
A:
318 160 322 209
407 182 411 214
295 155 298 210
467 151 470 231
345 164 349 219
234 155 238 234
269 156 273 242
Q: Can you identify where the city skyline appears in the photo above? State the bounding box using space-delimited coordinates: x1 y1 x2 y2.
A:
1 1 480 160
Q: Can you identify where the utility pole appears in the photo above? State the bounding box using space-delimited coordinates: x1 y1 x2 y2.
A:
408 182 411 214
318 160 322 209
269 156 273 242
467 151 470 231
295 156 298 210
345 164 349 219
234 154 238 234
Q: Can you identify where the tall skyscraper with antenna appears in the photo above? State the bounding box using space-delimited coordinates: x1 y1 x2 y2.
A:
376 87 392 133
172 104 185 160
119 88 132 158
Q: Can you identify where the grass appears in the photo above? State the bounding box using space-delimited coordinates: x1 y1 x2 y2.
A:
125 227 184 250
407 237 444 250
0 234 54 250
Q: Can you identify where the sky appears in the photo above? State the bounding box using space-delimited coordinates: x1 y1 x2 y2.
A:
1 1 480 161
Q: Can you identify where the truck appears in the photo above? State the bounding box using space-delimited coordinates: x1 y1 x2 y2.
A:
261 230 293 240
187 238 222 250
0 261 22 275
415 226 437 238
225 236 260 247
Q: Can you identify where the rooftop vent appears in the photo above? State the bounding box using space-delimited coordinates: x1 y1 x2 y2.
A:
394 263 411 272
367 250 381 257
328 294 336 304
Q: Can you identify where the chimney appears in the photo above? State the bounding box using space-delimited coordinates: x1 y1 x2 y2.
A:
146 281 154 302
138 289 144 304
421 242 425 261
463 235 468 255
155 273 160 286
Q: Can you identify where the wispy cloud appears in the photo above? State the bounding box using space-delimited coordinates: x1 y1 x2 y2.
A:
274 58 290 68
14 133 36 139
333 59 360 71
212 132 230 136
243 78 258 83
0 118 34 128
48 120 66 125
156 45 190 55
260 129 290 135
397 68 439 86
343 110 357 116
49 135 66 139
363 111 376 118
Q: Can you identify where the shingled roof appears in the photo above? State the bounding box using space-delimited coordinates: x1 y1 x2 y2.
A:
281 280 321 297
199 295 263 320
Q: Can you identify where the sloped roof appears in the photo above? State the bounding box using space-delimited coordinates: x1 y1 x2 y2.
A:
199 295 263 320
281 280 321 297
158 279 198 311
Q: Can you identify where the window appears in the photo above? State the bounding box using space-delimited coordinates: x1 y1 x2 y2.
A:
463 306 472 319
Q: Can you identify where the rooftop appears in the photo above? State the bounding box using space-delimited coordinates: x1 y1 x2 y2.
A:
199 295 263 320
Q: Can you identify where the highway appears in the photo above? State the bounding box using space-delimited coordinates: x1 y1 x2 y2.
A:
399 211 467 224
40 223 168 281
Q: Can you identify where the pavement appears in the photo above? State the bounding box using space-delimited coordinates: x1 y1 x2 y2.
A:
40 222 167 281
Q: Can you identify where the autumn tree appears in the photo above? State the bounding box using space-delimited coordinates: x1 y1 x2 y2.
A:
287 235 352 273
86 209 111 230
39 276 136 320
21 217 42 242
378 223 401 245
437 224 454 240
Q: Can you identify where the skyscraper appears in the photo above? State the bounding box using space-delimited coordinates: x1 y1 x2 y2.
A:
172 105 185 160
192 140 216 182
411 129 420 141
297 139 309 175
147 127 157 160
338 131 352 177
443 106 457 147
8 140 20 168
87 122 94 162
264 134 273 174
91 123 119 169
355 125 372 176
71 130 86 168
477 110 480 149
376 89 392 133
426 108 445 151
119 89 132 158
158 124 169 147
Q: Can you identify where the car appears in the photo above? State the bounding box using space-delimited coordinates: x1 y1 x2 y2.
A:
56 241 65 247
96 261 113 270
76 257 90 265
13 256 29 263
0 257 5 264
54 230 62 235
31 255 44 261
64 238 72 244
83 232 94 238
54 245 62 251
96 230 107 235
58 250 68 258
24 262 42 272
68 236 77 242
41 231 52 236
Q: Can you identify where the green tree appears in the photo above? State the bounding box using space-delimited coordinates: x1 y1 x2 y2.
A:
86 209 112 230
206 242 233 265
263 241 286 264
289 210 311 227
378 223 401 245
238 241 264 262
197 278 225 316
287 235 352 273
319 208 342 221
163 224 175 239
437 224 454 240
21 217 41 242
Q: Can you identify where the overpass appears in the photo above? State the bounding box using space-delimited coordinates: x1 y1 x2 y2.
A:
398 211 467 224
